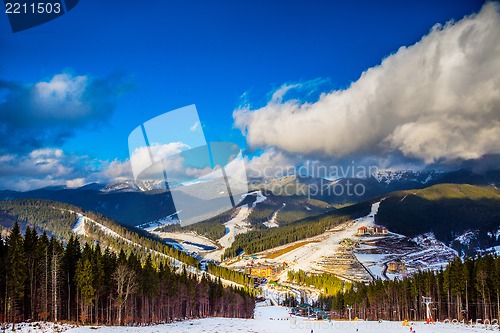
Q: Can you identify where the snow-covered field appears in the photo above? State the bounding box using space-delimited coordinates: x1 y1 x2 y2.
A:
5 305 497 333
149 190 268 261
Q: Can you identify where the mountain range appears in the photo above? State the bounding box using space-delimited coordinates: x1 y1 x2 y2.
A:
0 168 498 255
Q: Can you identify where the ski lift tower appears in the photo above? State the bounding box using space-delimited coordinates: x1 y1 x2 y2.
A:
422 296 434 323
346 305 353 321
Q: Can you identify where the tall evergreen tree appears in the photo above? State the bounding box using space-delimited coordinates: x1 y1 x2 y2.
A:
6 222 27 328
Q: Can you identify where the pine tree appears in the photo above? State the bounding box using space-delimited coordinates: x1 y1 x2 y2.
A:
76 245 95 324
36 231 51 321
23 225 38 320
61 235 81 321
6 222 27 328
50 237 63 322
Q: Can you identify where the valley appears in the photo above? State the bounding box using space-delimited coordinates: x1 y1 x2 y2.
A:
0 177 498 327
149 197 459 302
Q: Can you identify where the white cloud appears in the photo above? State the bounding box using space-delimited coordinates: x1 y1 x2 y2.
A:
35 73 87 106
234 3 500 165
129 142 190 180
0 148 134 191
65 178 86 188
0 71 130 154
0 143 221 191
244 148 297 179
0 148 79 191
95 159 133 182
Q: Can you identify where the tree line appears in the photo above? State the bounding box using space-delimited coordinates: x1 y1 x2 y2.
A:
288 270 346 296
0 222 255 328
207 263 254 287
0 199 200 268
157 208 234 241
0 199 260 289
318 255 500 322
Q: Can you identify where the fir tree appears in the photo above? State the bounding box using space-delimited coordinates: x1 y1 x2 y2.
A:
6 222 27 328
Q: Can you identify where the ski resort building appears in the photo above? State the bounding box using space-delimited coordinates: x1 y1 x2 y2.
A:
245 265 272 278
387 259 406 273
244 262 286 278
357 225 388 236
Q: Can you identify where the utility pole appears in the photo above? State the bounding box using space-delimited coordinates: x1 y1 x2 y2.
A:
422 296 433 323
347 305 353 321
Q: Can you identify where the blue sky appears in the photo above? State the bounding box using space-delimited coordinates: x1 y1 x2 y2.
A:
1 0 498 190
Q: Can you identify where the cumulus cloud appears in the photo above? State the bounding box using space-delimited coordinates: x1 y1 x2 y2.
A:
244 148 298 179
129 142 190 180
0 148 135 191
0 72 131 153
234 3 500 165
0 148 84 191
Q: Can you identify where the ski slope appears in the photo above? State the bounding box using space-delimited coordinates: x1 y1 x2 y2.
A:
203 205 252 261
70 212 243 289
5 305 497 333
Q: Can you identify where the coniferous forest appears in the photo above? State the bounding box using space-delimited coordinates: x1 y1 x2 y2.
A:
0 222 255 327
318 255 500 322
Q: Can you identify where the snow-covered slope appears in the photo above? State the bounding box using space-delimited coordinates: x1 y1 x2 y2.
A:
453 230 478 246
70 211 243 288
137 211 180 231
372 169 444 186
204 205 252 261
8 304 496 333
101 180 141 192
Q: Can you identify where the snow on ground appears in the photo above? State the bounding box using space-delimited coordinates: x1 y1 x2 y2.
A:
151 191 266 260
2 322 76 333
72 214 86 236
354 252 391 279
204 205 252 261
8 306 497 333
250 190 267 207
264 202 286 229
137 211 180 232
454 230 478 246
264 202 382 281
71 213 134 246
482 245 500 255
233 200 456 284
263 210 280 228
152 231 217 251
487 228 500 241
70 211 239 287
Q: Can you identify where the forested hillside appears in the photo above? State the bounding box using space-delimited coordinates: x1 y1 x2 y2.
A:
247 195 330 228
319 255 500 322
0 223 255 326
0 188 178 227
0 199 255 288
157 208 234 241
0 199 199 267
376 184 500 252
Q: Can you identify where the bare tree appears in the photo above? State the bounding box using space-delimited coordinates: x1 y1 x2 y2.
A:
51 247 62 322
113 263 137 325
